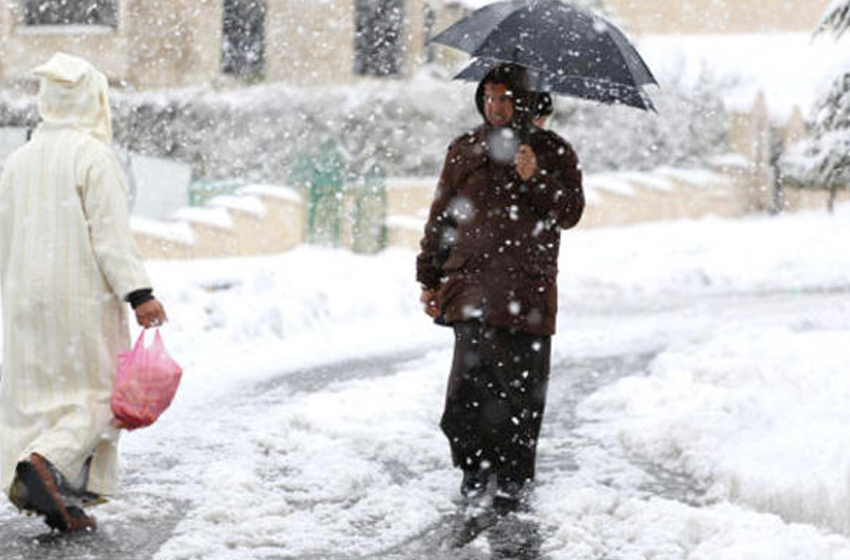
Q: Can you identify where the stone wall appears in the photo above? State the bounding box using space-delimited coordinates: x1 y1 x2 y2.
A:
133 184 304 260
383 166 803 251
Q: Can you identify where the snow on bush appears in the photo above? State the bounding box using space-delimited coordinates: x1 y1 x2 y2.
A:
0 69 730 183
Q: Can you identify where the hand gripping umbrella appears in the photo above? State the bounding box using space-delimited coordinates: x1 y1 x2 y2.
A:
431 0 658 111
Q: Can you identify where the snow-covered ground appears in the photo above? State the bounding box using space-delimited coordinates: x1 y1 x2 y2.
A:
2 204 850 558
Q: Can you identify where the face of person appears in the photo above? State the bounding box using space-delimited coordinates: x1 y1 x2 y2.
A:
483 82 515 128
533 115 549 129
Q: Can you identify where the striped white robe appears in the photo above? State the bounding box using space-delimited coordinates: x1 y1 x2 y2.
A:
0 53 151 497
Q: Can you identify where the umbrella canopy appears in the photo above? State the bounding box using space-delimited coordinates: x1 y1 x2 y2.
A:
432 0 658 111
455 55 654 111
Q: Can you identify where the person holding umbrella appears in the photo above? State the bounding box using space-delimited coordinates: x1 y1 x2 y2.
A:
417 62 584 510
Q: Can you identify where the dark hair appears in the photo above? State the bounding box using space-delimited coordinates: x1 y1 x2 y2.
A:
475 63 533 132
534 92 553 119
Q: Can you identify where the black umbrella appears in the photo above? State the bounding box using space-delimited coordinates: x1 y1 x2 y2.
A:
432 0 658 111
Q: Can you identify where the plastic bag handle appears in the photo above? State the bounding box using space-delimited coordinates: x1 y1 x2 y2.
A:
152 329 165 353
131 330 147 353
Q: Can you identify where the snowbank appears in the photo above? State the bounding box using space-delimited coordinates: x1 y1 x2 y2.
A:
578 327 850 536
539 483 850 560
560 205 850 308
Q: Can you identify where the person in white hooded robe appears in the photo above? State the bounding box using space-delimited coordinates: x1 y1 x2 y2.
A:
0 52 167 532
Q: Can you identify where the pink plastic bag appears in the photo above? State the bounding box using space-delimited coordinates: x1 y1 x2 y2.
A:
111 330 182 430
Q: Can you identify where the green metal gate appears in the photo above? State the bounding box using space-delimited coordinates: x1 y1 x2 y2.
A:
289 141 345 247
288 141 387 252
351 163 387 254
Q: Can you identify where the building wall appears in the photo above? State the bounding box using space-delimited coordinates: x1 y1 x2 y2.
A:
126 0 222 89
265 0 356 86
0 0 131 85
604 0 832 35
2 0 833 90
0 0 221 88
265 0 433 87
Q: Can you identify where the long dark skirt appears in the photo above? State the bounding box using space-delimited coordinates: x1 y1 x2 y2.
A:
440 320 551 483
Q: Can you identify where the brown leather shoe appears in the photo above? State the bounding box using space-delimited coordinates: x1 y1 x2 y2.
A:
66 506 97 532
12 453 96 532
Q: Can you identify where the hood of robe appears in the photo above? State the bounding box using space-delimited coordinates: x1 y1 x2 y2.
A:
33 52 112 144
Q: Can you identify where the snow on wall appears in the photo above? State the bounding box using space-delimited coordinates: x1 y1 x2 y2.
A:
170 206 234 229
238 184 302 204
208 194 267 217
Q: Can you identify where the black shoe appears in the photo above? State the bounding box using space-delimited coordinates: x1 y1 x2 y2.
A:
493 477 526 513
460 469 491 498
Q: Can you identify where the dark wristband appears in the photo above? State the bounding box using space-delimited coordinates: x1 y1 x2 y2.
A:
126 288 154 309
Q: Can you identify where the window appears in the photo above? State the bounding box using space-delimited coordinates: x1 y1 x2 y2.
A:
355 0 406 77
24 0 117 27
222 0 266 79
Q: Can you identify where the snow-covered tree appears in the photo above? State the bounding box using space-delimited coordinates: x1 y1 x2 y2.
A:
780 0 850 211
817 0 850 38
782 74 850 212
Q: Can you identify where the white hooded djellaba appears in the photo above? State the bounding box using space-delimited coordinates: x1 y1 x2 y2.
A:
0 53 151 498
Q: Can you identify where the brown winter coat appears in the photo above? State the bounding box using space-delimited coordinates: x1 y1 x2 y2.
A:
416 123 584 336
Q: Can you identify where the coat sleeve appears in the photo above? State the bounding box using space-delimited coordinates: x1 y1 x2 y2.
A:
522 134 584 230
416 140 462 290
77 142 152 300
